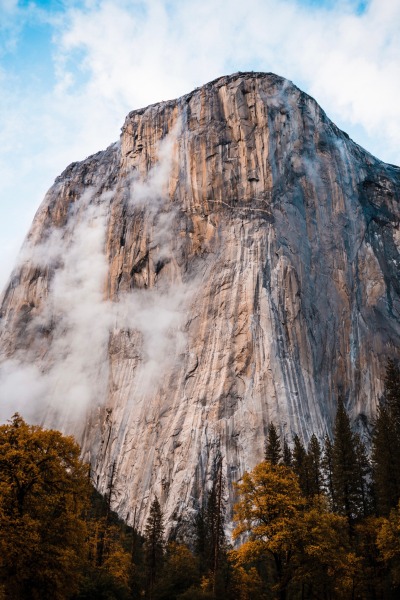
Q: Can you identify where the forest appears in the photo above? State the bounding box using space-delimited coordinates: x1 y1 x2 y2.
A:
1 359 400 600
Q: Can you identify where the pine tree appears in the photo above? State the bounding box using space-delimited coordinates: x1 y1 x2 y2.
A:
193 452 226 593
292 434 311 498
321 434 336 511
194 504 207 569
354 434 373 517
264 422 282 465
372 404 400 515
385 358 400 428
144 496 165 598
209 454 226 596
307 434 322 497
332 398 362 524
96 460 117 567
282 439 293 467
372 359 400 515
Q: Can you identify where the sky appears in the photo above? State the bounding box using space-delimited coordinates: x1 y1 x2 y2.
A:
0 0 399 292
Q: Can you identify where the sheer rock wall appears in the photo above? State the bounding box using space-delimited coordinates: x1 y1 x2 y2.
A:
1 72 399 529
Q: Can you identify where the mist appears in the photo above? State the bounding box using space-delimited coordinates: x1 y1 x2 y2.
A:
0 124 194 432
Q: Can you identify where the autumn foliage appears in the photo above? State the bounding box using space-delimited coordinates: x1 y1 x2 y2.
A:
0 414 90 599
1 359 400 598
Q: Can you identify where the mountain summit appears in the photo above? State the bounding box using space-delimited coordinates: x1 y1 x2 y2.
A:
0 72 399 529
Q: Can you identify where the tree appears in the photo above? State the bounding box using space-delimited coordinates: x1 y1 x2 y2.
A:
292 434 311 499
193 452 227 597
233 461 306 599
0 414 90 599
144 496 165 598
332 399 362 524
153 542 199 599
385 359 400 428
307 434 322 497
96 461 117 568
292 497 359 599
372 360 400 515
233 461 357 599
353 434 372 518
321 434 336 510
76 483 139 600
264 423 281 465
282 439 292 468
377 502 400 591
353 516 387 600
226 559 266 600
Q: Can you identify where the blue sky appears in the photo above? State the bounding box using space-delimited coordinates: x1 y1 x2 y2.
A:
0 0 399 290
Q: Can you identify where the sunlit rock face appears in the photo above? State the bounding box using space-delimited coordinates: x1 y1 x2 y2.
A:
1 72 400 530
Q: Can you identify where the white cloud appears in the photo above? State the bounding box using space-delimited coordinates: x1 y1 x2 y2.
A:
51 0 400 162
0 128 193 427
0 0 399 293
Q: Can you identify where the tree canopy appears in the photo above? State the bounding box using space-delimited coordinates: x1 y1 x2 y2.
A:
0 414 90 599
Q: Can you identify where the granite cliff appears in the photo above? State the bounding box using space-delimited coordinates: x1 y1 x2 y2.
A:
0 72 399 530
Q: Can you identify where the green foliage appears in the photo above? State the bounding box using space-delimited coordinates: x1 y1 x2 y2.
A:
332 398 364 523
226 562 267 600
153 542 199 599
264 423 282 465
321 433 335 510
193 453 228 598
282 439 292 468
372 403 399 515
292 434 311 498
291 497 358 598
307 433 322 497
353 433 373 518
144 496 165 597
372 359 400 516
385 359 400 425
72 571 131 600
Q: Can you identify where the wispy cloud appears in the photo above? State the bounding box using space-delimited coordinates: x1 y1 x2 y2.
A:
0 0 399 293
0 126 194 428
55 0 400 157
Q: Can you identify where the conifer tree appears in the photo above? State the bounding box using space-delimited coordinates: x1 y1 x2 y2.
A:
307 434 322 497
321 434 336 510
264 422 282 465
209 454 226 596
292 434 311 498
385 358 400 428
193 452 226 594
282 438 293 467
372 359 400 515
332 398 362 524
372 403 400 515
144 496 165 598
354 433 373 517
96 460 117 567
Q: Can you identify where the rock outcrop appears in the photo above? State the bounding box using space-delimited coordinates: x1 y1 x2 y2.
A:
1 72 399 530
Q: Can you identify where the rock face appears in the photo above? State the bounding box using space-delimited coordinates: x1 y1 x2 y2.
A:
0 72 400 530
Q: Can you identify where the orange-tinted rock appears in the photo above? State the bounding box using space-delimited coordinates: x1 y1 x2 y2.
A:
0 73 399 530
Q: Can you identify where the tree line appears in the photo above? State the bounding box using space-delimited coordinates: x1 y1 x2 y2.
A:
1 359 400 599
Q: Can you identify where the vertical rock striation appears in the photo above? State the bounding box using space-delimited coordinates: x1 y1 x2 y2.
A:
0 72 399 530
